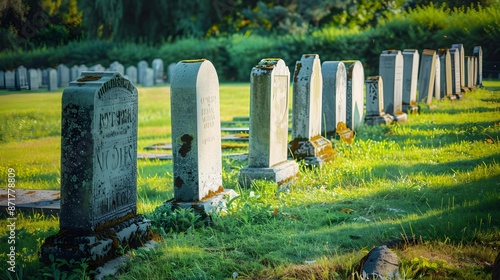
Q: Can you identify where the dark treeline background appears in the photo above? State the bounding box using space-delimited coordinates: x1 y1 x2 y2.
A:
1 0 499 80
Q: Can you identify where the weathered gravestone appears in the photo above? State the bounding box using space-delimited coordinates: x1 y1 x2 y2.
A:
47 68 58 91
438 49 453 99
451 43 465 88
41 72 150 267
37 69 42 87
473 46 482 86
402 49 419 114
41 69 48 87
170 59 236 211
321 61 346 138
90 64 105 72
70 65 79 81
449 48 461 96
137 60 148 85
379 50 406 122
109 61 125 76
15 66 28 90
289 54 334 167
434 54 441 100
239 58 299 187
417 49 436 105
126 66 138 85
465 56 475 88
5 71 15 90
27 68 39 90
57 64 70 87
342 60 365 130
472 56 477 87
79 64 88 77
142 68 154 87
365 76 394 125
167 63 176 83
0 71 4 89
152 58 164 85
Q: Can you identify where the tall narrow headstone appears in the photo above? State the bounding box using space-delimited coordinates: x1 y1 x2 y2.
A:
57 64 70 87
109 61 125 76
239 58 299 187
434 55 441 100
473 46 482 86
70 65 80 81
417 49 436 105
342 60 365 130
451 43 465 89
137 60 148 85
41 69 49 87
27 68 39 90
472 56 477 87
364 76 394 125
41 72 150 266
402 49 419 114
321 61 346 138
167 63 176 83
5 71 15 90
170 59 236 211
449 48 461 96
466 56 475 88
379 50 406 122
47 68 58 91
289 54 334 167
0 71 4 89
438 49 453 99
15 66 28 90
126 66 138 85
37 69 42 87
152 58 164 85
142 68 154 87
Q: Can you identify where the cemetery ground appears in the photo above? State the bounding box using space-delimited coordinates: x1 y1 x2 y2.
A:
1 81 499 279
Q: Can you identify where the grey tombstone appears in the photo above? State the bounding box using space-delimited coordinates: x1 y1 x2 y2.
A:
472 56 477 87
47 68 58 91
126 66 138 85
90 64 105 72
41 72 150 266
57 64 70 87
451 43 465 88
137 60 148 85
37 69 42 87
109 61 125 76
402 49 419 114
5 70 15 90
15 66 28 90
342 60 365 130
438 49 453 99
417 49 436 105
0 70 4 89
41 69 48 87
142 67 154 87
449 48 461 95
170 59 236 211
365 76 394 125
239 58 299 188
466 56 475 88
379 50 406 122
78 65 88 77
70 65 79 81
167 63 176 83
473 46 482 86
289 54 334 167
321 61 346 138
152 58 164 85
434 54 441 100
27 68 39 90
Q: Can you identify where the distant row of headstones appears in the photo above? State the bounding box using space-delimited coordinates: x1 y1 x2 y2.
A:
0 58 174 91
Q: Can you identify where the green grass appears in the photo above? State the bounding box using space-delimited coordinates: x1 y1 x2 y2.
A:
0 81 499 279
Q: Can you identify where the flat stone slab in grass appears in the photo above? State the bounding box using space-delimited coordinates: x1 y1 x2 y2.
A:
0 188 60 215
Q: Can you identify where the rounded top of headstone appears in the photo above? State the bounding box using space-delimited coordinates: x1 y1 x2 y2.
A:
171 59 217 88
342 60 363 78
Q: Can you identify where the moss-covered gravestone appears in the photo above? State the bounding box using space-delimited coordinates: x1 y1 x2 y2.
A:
364 76 394 126
41 72 151 268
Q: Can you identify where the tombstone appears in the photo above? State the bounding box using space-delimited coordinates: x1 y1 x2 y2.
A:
0 70 4 89
402 49 419 114
79 64 88 77
434 55 441 100
438 49 453 99
126 66 138 85
109 61 125 76
451 43 465 88
152 58 164 85
289 54 334 167
342 60 365 130
472 56 477 87
365 76 394 125
417 49 436 105
47 68 58 91
473 46 482 86
70 65 79 81
89 64 105 72
37 68 43 87
41 72 150 267
167 63 176 83
137 60 148 85
239 58 299 187
142 68 154 87
170 59 236 211
57 64 70 87
466 56 475 88
15 66 28 90
41 69 49 87
27 68 39 90
5 70 15 90
321 61 346 138
449 48 461 96
379 50 406 122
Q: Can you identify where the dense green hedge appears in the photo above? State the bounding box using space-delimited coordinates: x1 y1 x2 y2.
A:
1 4 498 80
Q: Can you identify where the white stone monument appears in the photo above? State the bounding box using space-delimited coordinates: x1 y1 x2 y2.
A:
342 60 365 130
379 50 406 122
402 49 419 113
321 61 346 138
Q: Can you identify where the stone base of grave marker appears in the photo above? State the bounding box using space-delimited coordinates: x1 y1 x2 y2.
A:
365 114 394 126
289 136 334 167
239 161 299 188
402 104 419 114
169 188 238 215
393 112 407 123
41 215 151 269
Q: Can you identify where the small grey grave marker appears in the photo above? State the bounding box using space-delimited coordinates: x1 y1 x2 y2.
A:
418 49 436 104
239 58 299 187
15 66 28 90
379 50 406 122
27 68 39 90
57 64 70 87
142 68 154 87
365 76 394 125
5 71 15 90
70 65 79 81
90 64 105 72
449 48 461 96
451 43 465 88
402 49 419 113
137 60 148 85
168 63 176 83
109 61 125 76
289 54 334 167
37 69 42 87
321 61 346 138
473 46 482 86
434 54 441 100
438 49 453 99
0 71 4 89
47 68 58 91
152 58 164 85
342 60 365 130
126 66 138 85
